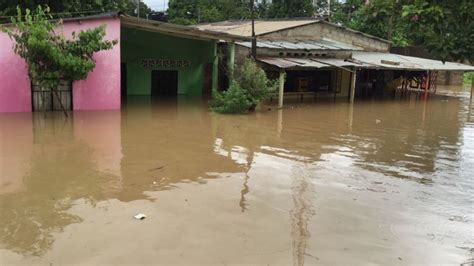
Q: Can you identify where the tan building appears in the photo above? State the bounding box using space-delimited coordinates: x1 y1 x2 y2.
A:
195 19 474 105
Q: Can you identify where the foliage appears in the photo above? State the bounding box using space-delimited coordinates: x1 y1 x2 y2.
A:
210 80 255 114
2 6 117 94
236 59 277 102
400 0 474 63
211 59 276 114
329 0 474 63
265 0 314 19
167 0 318 24
168 0 251 25
331 0 410 47
464 72 473 87
0 0 152 22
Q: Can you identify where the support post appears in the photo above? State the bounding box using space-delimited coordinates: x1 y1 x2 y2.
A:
250 0 257 60
211 42 218 95
228 41 235 79
471 78 473 101
350 69 357 103
278 70 285 108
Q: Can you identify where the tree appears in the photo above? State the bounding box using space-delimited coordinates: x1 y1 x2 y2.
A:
2 6 118 115
401 0 474 63
331 0 473 63
331 0 410 47
167 0 251 25
266 0 315 19
0 0 153 22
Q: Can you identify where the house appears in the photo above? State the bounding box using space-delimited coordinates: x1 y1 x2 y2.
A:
1 14 473 113
0 12 242 113
195 19 474 106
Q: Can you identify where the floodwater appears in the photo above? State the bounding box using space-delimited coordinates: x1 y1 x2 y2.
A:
0 93 473 265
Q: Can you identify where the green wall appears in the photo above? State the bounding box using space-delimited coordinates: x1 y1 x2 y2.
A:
121 27 217 96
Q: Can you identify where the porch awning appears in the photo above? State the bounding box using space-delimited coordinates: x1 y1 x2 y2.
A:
258 53 474 71
352 52 474 71
237 38 363 51
257 57 368 70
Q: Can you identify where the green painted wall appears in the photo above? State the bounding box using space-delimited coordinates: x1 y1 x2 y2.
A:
121 27 217 96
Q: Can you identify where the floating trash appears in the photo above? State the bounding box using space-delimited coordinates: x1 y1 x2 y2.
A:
134 213 147 220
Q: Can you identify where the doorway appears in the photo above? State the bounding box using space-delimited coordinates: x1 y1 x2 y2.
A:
31 80 72 111
151 70 178 97
121 63 127 99
203 63 213 97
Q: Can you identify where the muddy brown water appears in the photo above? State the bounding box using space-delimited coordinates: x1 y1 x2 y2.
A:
1 93 473 265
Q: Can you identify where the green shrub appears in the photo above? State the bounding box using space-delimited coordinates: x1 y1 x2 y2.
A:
211 59 277 114
210 80 255 114
464 72 473 86
237 59 276 102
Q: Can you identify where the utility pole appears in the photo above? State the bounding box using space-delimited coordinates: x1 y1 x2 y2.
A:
251 0 257 60
136 0 140 18
327 0 330 21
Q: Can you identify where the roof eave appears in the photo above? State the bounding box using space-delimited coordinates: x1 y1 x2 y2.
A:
120 15 248 42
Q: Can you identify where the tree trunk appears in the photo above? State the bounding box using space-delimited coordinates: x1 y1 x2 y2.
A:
53 89 69 117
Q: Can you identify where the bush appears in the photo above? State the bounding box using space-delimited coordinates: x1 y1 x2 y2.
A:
210 59 276 114
464 72 473 86
210 80 256 114
237 59 276 102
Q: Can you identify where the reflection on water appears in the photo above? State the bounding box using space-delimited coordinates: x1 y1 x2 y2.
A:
0 95 473 264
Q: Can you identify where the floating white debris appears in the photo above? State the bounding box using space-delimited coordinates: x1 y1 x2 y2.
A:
375 119 381 124
134 213 147 220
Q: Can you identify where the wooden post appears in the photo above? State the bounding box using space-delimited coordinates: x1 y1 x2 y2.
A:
471 79 473 101
278 70 285 108
350 69 357 103
228 41 235 79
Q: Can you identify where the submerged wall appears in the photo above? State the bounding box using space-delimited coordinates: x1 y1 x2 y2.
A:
121 27 217 96
0 17 120 112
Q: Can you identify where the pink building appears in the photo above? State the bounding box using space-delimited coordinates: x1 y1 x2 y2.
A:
0 14 121 113
0 13 229 113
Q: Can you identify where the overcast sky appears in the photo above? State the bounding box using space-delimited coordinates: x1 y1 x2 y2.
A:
143 0 169 11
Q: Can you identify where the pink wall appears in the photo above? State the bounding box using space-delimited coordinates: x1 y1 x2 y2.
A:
0 33 31 112
0 17 121 112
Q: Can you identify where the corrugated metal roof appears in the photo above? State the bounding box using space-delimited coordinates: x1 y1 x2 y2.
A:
314 58 365 68
352 52 474 71
257 53 474 72
194 20 319 37
258 57 365 69
236 39 363 51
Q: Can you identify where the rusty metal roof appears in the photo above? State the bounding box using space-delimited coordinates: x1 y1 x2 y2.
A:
236 38 363 51
194 19 319 37
194 19 391 44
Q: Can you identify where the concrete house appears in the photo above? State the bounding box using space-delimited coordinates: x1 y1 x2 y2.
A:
1 14 473 113
0 12 240 113
196 19 474 106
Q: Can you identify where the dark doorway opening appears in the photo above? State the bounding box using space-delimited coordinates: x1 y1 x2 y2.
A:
203 63 213 97
285 70 332 92
151 70 178 97
121 63 127 100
